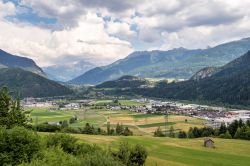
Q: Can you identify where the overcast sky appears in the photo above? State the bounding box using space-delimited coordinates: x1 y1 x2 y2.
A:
1 0 250 67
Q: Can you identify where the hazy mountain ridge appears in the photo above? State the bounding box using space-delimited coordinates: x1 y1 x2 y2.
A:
70 37 250 85
43 60 96 82
0 49 45 76
0 68 72 98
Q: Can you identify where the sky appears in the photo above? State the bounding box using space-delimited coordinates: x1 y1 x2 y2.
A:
1 0 250 67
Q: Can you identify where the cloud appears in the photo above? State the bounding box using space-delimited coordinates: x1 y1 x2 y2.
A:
0 12 133 66
105 21 136 39
160 16 250 50
133 0 250 43
1 0 250 67
0 0 16 18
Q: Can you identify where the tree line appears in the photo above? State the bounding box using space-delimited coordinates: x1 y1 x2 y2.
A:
34 121 133 136
154 119 250 140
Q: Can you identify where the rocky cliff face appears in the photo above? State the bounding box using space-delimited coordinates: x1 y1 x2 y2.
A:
190 67 218 81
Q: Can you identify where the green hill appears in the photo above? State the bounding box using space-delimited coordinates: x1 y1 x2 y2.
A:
0 49 45 76
0 68 72 98
69 37 250 85
96 75 149 89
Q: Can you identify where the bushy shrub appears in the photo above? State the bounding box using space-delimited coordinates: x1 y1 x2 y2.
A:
20 147 81 166
178 131 187 138
129 144 148 166
115 142 147 166
80 150 124 166
0 127 40 165
154 127 165 137
46 133 78 154
34 123 61 132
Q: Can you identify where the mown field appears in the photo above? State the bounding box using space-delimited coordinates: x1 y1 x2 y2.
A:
54 133 250 166
28 108 75 124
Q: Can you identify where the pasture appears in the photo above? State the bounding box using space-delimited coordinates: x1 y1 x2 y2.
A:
28 108 75 124
69 134 250 166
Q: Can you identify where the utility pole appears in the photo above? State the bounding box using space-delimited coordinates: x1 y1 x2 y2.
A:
35 116 38 132
107 116 110 135
164 108 168 137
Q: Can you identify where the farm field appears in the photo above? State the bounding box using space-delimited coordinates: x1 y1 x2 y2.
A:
64 134 250 166
28 108 75 124
28 106 204 135
94 99 145 106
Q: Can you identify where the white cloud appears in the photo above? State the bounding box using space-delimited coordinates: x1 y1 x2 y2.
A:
1 0 250 67
0 12 133 66
160 17 250 50
0 0 16 18
105 21 136 39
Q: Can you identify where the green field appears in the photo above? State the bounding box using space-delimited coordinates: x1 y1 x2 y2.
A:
27 105 204 135
95 99 145 106
67 134 250 166
28 108 75 124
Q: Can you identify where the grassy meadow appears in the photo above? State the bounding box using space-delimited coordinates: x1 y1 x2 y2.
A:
28 108 75 124
41 133 249 166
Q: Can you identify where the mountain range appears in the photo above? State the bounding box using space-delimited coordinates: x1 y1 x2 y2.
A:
69 37 250 85
138 50 250 106
0 49 45 76
43 60 96 82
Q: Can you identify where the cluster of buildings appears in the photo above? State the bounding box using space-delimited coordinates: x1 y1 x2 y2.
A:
21 98 93 110
120 99 250 128
206 110 250 128
21 98 55 108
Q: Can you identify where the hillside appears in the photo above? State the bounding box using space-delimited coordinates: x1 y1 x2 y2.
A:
0 49 44 76
69 37 250 85
190 67 218 81
0 68 72 98
141 51 250 105
96 75 149 89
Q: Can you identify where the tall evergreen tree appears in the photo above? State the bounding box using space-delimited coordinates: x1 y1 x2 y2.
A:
219 123 227 135
0 87 27 128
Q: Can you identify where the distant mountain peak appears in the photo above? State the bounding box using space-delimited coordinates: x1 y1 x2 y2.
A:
43 59 96 82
